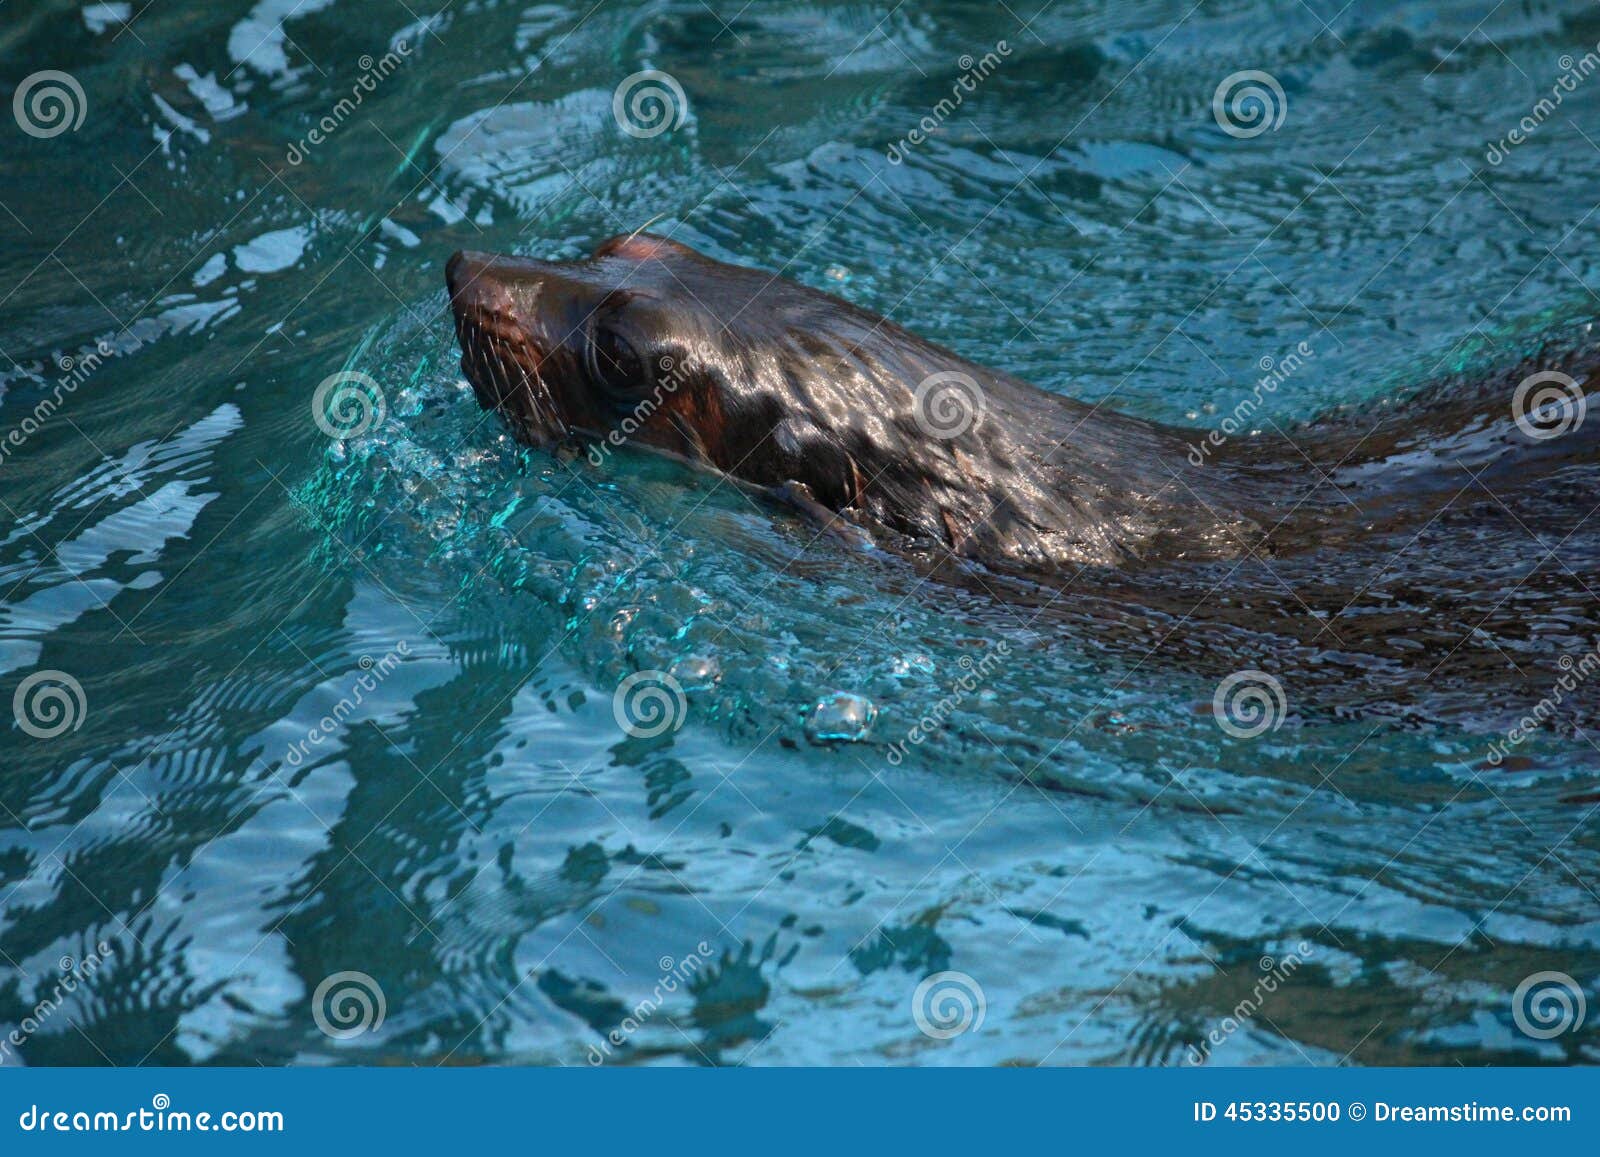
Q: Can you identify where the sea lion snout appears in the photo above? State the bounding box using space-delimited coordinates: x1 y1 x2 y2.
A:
443 249 478 298
446 249 573 441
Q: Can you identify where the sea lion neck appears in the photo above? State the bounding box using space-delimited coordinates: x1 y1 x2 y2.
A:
854 356 1278 568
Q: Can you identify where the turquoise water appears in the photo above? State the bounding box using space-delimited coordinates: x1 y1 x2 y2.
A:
2 0 1598 1065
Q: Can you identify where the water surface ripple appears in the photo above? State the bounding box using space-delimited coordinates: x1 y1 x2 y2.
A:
1 0 1598 1065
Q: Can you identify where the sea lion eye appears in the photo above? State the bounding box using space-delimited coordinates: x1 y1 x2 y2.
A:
586 322 648 401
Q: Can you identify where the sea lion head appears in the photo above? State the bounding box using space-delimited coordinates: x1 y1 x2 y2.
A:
446 233 986 518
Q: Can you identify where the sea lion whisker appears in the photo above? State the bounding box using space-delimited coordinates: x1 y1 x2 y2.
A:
490 343 518 414
530 360 568 439
622 211 671 248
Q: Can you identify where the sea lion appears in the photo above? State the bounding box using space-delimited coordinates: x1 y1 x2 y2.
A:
446 234 1600 731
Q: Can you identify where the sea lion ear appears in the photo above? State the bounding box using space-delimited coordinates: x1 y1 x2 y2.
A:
593 232 699 262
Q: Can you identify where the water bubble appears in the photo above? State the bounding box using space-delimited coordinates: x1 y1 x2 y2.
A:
889 653 935 679
804 692 877 744
670 654 722 692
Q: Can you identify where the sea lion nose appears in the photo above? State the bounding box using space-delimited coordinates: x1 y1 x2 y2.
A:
446 250 505 309
445 249 471 294
447 250 558 323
